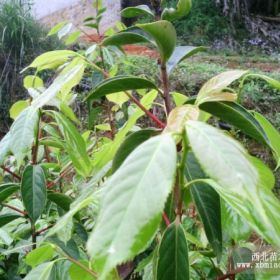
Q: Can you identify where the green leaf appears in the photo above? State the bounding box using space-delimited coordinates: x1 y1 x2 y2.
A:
32 64 85 109
23 261 55 280
252 111 280 168
65 31 81 45
185 120 280 246
106 92 129 107
221 201 251 242
87 134 177 279
21 165 47 222
26 244 55 268
24 75 44 89
48 22 68 36
10 106 39 163
102 31 151 47
0 214 22 227
198 101 269 145
162 0 192 21
185 152 222 259
86 76 157 101
164 105 199 134
167 46 206 75
0 133 11 163
23 50 78 71
171 92 188 106
69 261 96 280
57 23 73 39
121 5 154 18
137 21 176 63
156 223 189 280
0 183 20 202
51 111 92 177
243 73 280 90
196 70 247 105
47 192 73 211
9 100 30 120
112 129 159 173
92 90 158 171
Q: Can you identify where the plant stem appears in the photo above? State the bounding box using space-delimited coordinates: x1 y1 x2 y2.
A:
1 203 26 215
35 224 54 236
162 212 171 226
175 133 189 223
0 165 21 181
124 91 166 128
32 110 41 165
86 61 166 129
160 62 172 115
63 253 98 278
31 222 36 249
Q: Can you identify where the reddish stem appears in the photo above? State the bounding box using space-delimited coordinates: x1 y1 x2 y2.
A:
0 165 21 181
35 224 54 236
1 203 26 215
162 212 171 226
124 92 166 129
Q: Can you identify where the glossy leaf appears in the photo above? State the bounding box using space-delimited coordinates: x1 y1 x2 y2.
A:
69 261 96 280
23 50 78 71
137 21 176 62
121 5 154 18
45 195 97 242
243 73 280 90
87 134 177 279
164 105 199 134
112 128 158 173
167 46 206 75
21 165 47 222
185 152 222 259
221 201 251 242
186 121 280 246
199 101 269 145
32 64 85 109
10 106 39 163
156 223 189 280
48 22 68 36
0 214 22 227
86 76 157 101
102 31 151 47
24 75 44 89
196 70 247 105
162 0 192 21
65 31 81 45
0 183 20 202
47 192 73 211
106 92 129 107
252 111 280 168
9 100 30 120
0 132 11 163
23 261 55 280
51 111 92 177
26 244 55 268
171 92 188 106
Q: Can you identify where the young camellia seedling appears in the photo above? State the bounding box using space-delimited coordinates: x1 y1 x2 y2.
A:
0 0 280 279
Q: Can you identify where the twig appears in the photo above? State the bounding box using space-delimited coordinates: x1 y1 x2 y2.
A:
162 212 171 226
63 254 98 278
0 165 21 181
86 60 166 129
35 224 54 236
1 203 26 215
160 62 172 115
